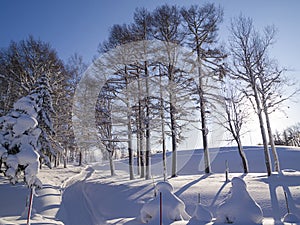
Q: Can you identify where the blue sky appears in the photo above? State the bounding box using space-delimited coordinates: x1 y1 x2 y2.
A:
1 0 300 142
1 0 300 67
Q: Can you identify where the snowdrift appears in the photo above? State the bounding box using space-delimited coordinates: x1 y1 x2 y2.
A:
0 146 299 225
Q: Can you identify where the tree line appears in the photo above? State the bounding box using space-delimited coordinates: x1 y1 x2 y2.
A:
0 3 299 186
91 4 299 178
274 123 300 147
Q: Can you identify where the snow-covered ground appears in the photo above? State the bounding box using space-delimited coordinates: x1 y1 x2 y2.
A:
0 146 299 225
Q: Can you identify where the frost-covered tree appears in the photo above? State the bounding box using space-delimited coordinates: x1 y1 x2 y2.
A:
229 15 299 175
181 3 225 173
95 4 225 180
0 36 65 115
150 4 184 178
96 81 117 176
229 16 273 176
256 54 299 172
0 73 55 187
62 53 87 166
0 36 73 167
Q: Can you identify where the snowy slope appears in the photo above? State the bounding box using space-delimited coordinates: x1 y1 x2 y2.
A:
0 146 299 225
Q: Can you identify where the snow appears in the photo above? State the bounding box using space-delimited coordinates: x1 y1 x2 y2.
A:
13 96 38 118
216 177 263 224
0 145 6 157
189 202 213 223
0 75 54 187
0 146 299 225
283 213 300 223
12 114 38 136
139 181 190 224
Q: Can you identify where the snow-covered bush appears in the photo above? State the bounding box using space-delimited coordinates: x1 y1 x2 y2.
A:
139 181 190 224
189 202 213 223
0 74 55 187
216 177 263 224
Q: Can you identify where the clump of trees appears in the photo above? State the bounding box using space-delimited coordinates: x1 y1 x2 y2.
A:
227 15 299 175
91 3 226 180
93 5 299 179
0 36 88 170
274 123 300 147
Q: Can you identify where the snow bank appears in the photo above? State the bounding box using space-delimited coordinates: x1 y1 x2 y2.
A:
140 181 191 224
216 177 263 224
189 202 213 223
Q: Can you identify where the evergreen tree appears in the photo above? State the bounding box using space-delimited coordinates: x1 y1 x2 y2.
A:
0 73 55 187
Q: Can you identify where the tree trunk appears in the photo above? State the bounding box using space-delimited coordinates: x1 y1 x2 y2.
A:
169 64 177 178
195 41 211 174
63 156 67 168
125 66 134 180
170 100 177 178
109 151 115 176
253 86 272 176
236 139 248 173
78 150 82 166
145 61 151 180
138 73 145 178
264 107 280 172
63 148 68 168
136 130 141 176
160 74 167 181
198 66 211 174
140 136 145 178
258 111 272 176
127 117 134 180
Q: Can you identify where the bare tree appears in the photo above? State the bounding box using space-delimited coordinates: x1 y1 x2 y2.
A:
96 81 117 176
64 53 88 166
229 16 276 176
285 123 300 147
256 54 299 172
181 4 225 173
97 24 137 179
150 4 184 178
219 79 249 173
131 8 153 180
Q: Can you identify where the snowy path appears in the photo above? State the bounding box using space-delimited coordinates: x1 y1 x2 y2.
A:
55 165 300 225
57 166 106 225
57 166 155 225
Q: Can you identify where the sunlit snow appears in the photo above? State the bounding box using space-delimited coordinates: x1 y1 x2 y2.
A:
0 146 299 225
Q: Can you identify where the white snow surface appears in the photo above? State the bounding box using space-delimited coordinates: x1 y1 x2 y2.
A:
216 177 263 224
13 96 38 118
140 181 191 224
190 202 213 223
12 114 38 137
0 146 299 225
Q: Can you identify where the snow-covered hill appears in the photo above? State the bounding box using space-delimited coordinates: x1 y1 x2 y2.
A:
0 146 299 225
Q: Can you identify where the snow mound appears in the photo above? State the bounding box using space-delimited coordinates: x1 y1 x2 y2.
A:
140 181 191 224
189 203 213 223
216 177 263 224
282 213 300 223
